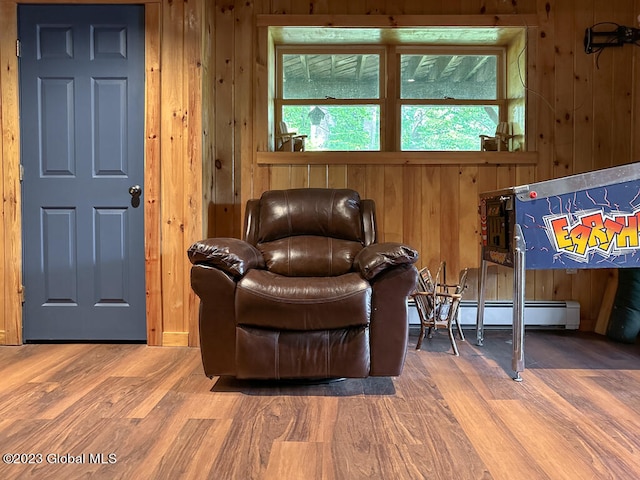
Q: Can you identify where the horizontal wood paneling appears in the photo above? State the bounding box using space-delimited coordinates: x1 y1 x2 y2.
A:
256 151 539 165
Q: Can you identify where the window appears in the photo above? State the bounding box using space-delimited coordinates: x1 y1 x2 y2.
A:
398 48 504 151
271 25 523 153
277 47 384 151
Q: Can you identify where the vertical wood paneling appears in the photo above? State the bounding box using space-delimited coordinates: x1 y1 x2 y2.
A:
311 0 330 15
458 165 479 295
203 1 216 237
291 165 309 188
252 20 272 199
327 0 350 15
0 3 5 342
475 165 497 300
145 3 163 346
590 0 635 330
268 0 291 201
346 165 367 198
572 0 594 176
309 165 328 187
440 166 460 281
235 0 253 233
525 25 539 152
588 2 615 330
183 0 204 346
365 0 385 15
551 0 575 303
553 0 574 178
495 165 516 299
591 3 615 171
611 0 634 168
327 165 347 188
421 166 441 273
383 166 404 243
366 166 386 241
535 0 555 183
402 166 422 266
346 0 367 14
214 1 236 237
160 0 188 343
532 0 556 302
0 2 20 344
271 166 291 190
571 0 596 327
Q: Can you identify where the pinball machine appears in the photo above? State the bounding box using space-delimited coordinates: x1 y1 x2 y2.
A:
477 162 640 380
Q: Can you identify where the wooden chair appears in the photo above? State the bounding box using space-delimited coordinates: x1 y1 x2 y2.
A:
276 121 307 152
413 265 440 351
480 121 514 152
413 263 468 356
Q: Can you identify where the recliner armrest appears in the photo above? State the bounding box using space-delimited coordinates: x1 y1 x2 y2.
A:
187 238 265 279
354 242 419 281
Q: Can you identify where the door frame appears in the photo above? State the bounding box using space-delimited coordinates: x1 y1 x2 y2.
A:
1 1 163 345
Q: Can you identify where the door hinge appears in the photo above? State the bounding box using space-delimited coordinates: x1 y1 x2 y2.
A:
19 164 24 182
16 39 21 58
19 285 25 304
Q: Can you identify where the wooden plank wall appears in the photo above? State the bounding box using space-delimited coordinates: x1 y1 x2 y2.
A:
0 1 21 345
225 0 638 331
1 0 639 345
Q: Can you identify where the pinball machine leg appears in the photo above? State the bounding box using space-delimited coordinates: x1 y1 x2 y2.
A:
476 256 488 347
512 224 526 382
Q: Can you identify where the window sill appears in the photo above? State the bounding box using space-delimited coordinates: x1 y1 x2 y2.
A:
256 151 538 166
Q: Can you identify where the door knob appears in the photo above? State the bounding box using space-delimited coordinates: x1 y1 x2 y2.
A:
129 185 142 208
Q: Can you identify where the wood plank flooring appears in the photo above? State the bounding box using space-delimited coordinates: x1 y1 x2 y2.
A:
0 329 639 479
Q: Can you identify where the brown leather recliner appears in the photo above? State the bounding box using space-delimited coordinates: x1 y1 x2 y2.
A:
188 188 419 380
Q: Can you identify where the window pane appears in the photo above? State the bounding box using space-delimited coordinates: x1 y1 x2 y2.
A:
400 54 497 100
283 105 380 151
401 105 499 151
282 54 380 99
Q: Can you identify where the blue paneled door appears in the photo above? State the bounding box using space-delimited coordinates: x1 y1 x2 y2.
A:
19 5 146 341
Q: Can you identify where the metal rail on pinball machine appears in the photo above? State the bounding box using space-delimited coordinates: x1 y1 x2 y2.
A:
477 162 640 381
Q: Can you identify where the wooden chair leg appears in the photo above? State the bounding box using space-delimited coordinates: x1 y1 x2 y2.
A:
452 302 465 341
447 319 459 356
416 322 426 350
456 317 465 341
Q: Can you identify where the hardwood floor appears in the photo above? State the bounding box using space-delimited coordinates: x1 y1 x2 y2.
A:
0 329 639 479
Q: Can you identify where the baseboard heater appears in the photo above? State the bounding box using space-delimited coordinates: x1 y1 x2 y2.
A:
408 300 580 329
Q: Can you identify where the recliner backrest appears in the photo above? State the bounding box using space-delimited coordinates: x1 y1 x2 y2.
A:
258 189 363 243
253 189 367 277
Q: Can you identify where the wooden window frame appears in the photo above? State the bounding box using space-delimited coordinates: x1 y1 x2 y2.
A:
257 15 539 166
275 44 508 153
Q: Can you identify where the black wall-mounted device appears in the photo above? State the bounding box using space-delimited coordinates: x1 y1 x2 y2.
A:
584 24 640 53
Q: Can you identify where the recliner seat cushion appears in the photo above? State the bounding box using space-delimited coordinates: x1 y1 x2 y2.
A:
236 270 371 330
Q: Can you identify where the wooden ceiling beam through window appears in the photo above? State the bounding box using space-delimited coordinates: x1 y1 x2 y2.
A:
299 55 310 81
404 55 425 81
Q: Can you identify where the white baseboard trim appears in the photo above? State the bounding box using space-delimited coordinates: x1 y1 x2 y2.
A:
408 300 580 330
